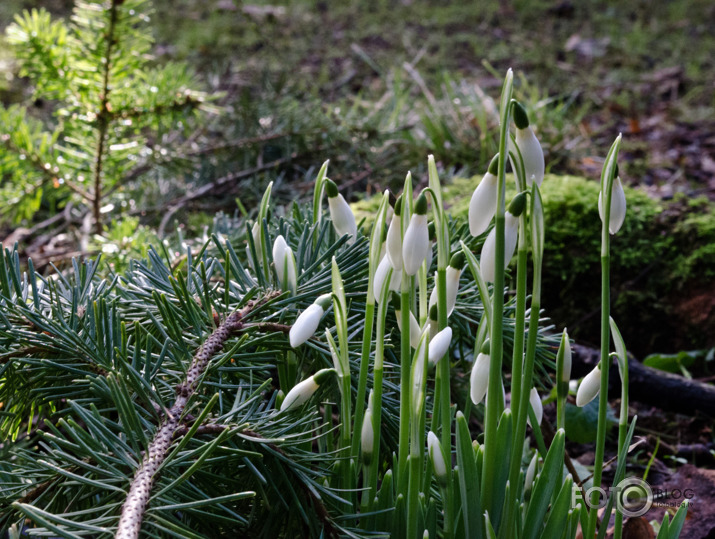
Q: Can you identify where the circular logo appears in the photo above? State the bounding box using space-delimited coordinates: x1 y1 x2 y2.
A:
616 477 653 517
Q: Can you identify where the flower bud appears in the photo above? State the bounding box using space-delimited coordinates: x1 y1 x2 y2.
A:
576 364 601 407
272 235 297 295
325 179 357 244
556 329 572 399
527 387 543 427
280 368 334 412
428 326 452 367
427 431 449 487
386 196 403 269
373 254 402 303
395 305 422 349
361 391 375 466
468 155 499 237
289 294 331 347
402 193 430 275
512 101 544 187
470 352 491 404
598 175 627 235
479 211 519 283
524 452 539 501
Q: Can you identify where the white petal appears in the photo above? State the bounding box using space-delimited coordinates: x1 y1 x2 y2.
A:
402 214 429 275
470 352 491 405
479 212 519 283
428 267 461 317
576 365 601 407
361 408 374 463
280 377 320 411
559 330 572 383
386 214 403 269
272 235 288 282
599 177 627 235
373 255 402 303
527 388 543 427
427 431 448 482
428 326 452 366
515 127 545 187
395 309 422 349
289 304 324 347
469 172 498 236
328 194 357 243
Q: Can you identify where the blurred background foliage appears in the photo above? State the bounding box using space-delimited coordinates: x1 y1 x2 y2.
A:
0 0 713 356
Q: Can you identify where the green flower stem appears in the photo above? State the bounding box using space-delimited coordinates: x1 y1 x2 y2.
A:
398 279 413 497
481 68 513 518
407 343 428 539
352 300 375 460
418 264 428 325
613 366 629 539
586 135 621 539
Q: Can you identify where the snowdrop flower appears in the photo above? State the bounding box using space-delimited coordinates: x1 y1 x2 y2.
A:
386 195 403 269
598 173 627 235
428 431 449 487
402 193 430 275
392 292 422 349
576 365 601 407
325 179 357 244
512 101 544 187
428 326 452 367
280 368 334 412
468 155 499 237
428 251 465 317
373 255 402 303
480 210 519 283
470 351 491 405
524 452 539 500
289 293 332 347
527 387 543 427
272 235 297 295
361 391 375 465
556 329 572 400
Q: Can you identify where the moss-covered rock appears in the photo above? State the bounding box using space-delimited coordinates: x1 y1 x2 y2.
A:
353 174 715 356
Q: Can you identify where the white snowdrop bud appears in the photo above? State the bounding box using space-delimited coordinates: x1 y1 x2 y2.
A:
289 294 331 347
402 193 430 275
428 251 465 317
470 351 491 405
373 254 402 303
598 175 627 235
428 431 449 487
576 365 602 407
361 392 375 466
524 452 539 500
527 387 543 427
469 155 499 237
428 326 452 367
556 329 572 402
280 368 334 412
325 179 357 244
480 211 519 283
512 101 545 187
386 196 403 269
272 235 297 295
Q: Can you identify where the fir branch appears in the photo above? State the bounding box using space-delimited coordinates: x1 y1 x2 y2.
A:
115 294 271 539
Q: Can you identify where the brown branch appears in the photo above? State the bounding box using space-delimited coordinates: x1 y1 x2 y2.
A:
244 322 291 333
115 295 273 539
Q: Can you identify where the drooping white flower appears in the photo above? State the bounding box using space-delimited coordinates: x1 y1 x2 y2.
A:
428 252 465 317
479 211 519 283
280 368 334 412
428 326 452 367
598 175 627 235
373 255 402 303
402 193 430 275
289 294 331 347
272 235 297 294
470 352 491 405
325 179 357 244
527 387 543 427
361 391 375 465
386 196 403 269
512 101 544 187
469 155 499 237
427 431 449 487
395 309 422 350
576 365 602 407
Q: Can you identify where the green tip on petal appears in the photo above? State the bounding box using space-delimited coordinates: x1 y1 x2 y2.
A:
428 221 436 241
480 339 490 355
512 100 530 129
449 251 465 270
429 304 438 321
415 193 428 215
488 154 500 175
390 291 401 310
508 191 528 217
394 195 403 216
325 179 339 198
313 368 335 385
